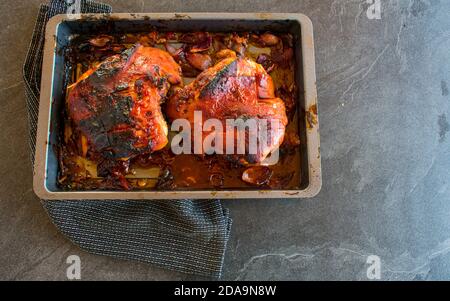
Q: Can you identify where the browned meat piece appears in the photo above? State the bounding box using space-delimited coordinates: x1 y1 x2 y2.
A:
167 56 287 163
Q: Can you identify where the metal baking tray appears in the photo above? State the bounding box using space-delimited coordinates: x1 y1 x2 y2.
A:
33 13 321 200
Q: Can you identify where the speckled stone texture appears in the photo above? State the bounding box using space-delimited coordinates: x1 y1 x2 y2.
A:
1 0 449 280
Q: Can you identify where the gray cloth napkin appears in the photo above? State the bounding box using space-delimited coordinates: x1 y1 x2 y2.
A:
23 0 231 278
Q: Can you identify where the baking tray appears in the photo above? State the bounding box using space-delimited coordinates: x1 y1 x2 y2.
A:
33 13 321 200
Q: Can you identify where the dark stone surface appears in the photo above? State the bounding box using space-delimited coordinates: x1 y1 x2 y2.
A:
0 0 449 280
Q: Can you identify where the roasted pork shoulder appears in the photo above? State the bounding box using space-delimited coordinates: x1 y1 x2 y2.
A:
67 45 182 161
167 55 288 164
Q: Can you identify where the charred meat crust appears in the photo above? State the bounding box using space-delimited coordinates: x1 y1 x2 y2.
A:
67 45 181 161
167 56 288 164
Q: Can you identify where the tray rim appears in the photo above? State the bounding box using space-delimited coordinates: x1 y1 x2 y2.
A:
33 12 322 200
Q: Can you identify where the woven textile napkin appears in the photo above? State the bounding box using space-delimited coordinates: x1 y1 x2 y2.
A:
23 0 231 278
